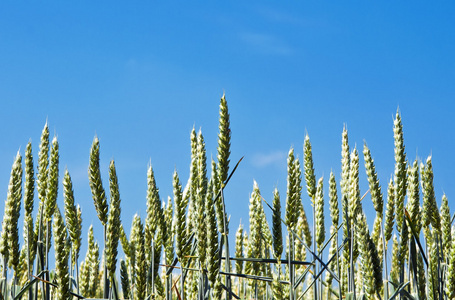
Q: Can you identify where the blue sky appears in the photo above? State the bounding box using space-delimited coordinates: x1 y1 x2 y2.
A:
0 2 454 262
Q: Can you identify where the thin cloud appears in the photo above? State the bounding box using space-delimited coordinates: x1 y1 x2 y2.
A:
251 151 286 168
256 6 304 26
239 32 294 56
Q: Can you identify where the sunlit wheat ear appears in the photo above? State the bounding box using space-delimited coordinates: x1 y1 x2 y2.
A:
295 211 309 262
406 160 421 239
217 92 231 186
271 271 284 299
341 125 350 200
285 147 297 230
79 261 89 296
235 223 244 273
195 130 208 268
88 136 108 225
106 160 122 280
304 134 316 200
5 151 23 274
63 169 82 267
206 178 220 293
390 235 399 283
131 214 146 300
329 171 339 227
23 142 36 263
53 207 70 300
118 225 129 260
363 142 383 214
164 196 174 266
315 177 325 253
16 245 28 286
248 180 263 275
416 248 426 299
211 159 226 236
325 224 338 289
440 194 451 258
127 220 137 288
37 122 49 209
348 147 361 223
272 188 283 259
120 259 131 299
356 212 376 298
393 110 407 234
89 230 100 297
421 156 441 235
384 177 395 246
188 127 198 230
428 232 439 300
173 170 187 266
144 163 162 272
446 237 455 298
45 136 59 221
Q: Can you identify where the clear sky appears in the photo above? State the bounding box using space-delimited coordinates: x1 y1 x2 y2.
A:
0 2 454 262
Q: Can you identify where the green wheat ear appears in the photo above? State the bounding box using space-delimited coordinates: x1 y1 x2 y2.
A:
406 160 421 234
340 125 350 201
106 160 122 279
206 177 220 294
88 136 108 225
285 147 298 230
235 223 244 273
393 110 407 234
363 142 383 214
356 212 375 298
45 136 59 221
37 122 49 212
173 170 187 266
329 171 339 227
348 147 361 222
131 214 146 300
53 207 70 300
272 188 283 259
421 156 441 234
23 142 36 265
195 129 208 268
315 176 325 253
120 259 131 299
5 151 23 274
63 169 82 267
87 225 100 298
217 92 231 186
383 177 395 246
248 180 263 275
440 194 451 259
164 196 174 267
446 235 455 298
304 134 316 201
144 162 163 279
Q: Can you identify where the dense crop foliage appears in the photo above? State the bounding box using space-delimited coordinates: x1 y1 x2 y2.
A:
0 96 453 300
